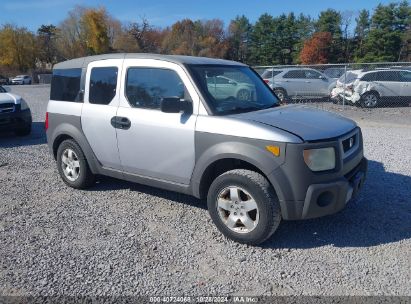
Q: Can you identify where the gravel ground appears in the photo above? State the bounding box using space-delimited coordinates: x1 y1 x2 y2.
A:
1 85 410 296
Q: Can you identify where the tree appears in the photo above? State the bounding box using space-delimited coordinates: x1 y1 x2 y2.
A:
354 9 371 60
300 32 333 64
0 24 37 71
315 9 343 62
249 14 278 65
37 24 59 65
361 1 410 62
81 8 110 54
227 15 252 62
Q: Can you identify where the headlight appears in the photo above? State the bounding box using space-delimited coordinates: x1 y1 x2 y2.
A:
20 99 29 110
303 147 336 171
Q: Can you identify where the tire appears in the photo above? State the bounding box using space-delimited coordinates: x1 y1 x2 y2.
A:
207 169 281 245
56 139 95 189
15 123 31 136
237 89 251 101
274 88 287 102
360 91 379 108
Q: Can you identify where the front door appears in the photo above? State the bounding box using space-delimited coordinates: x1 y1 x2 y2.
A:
81 59 122 170
116 59 198 185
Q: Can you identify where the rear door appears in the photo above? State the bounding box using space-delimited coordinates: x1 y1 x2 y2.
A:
374 71 402 97
81 59 122 170
399 70 411 97
304 69 330 98
279 69 310 98
115 59 198 185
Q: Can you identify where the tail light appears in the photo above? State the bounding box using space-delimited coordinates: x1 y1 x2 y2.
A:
45 112 49 131
264 79 270 84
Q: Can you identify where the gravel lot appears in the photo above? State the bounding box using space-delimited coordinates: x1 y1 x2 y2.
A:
1 85 410 296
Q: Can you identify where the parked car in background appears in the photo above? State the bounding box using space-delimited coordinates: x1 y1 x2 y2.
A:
331 69 411 108
323 67 347 79
206 75 255 101
0 75 10 85
261 68 283 83
266 68 336 102
11 75 32 85
0 85 32 135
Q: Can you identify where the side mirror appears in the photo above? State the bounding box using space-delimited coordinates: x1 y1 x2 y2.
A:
319 75 326 80
229 81 237 86
160 97 192 113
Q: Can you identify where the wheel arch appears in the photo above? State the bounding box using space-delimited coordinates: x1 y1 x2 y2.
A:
191 141 285 201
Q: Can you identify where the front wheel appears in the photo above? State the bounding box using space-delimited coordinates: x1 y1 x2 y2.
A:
207 169 281 245
57 139 95 189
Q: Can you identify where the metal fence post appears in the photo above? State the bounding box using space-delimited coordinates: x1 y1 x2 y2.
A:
343 64 347 109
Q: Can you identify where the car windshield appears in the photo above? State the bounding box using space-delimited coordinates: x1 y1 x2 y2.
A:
338 72 359 83
188 65 279 115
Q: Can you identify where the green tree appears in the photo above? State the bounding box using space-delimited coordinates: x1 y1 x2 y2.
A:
315 9 343 62
354 9 370 60
361 1 410 62
249 14 278 65
227 15 252 62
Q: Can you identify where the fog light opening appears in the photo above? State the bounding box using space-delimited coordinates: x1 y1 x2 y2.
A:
317 191 334 207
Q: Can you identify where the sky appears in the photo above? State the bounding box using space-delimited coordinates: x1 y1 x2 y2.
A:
0 0 394 32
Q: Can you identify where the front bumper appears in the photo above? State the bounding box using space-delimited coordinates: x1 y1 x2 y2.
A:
267 128 367 220
298 157 367 219
0 108 32 131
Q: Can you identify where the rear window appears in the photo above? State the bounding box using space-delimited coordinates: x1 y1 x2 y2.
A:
339 72 359 83
50 68 82 102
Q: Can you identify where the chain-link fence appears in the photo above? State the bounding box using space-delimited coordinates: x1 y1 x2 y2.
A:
253 62 411 109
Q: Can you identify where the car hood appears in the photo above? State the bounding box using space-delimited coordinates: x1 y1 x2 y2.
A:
235 105 357 141
0 93 20 105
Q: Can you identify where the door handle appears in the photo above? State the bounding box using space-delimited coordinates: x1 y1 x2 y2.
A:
111 116 131 130
305 81 311 83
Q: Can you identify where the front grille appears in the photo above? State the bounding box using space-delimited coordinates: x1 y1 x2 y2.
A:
342 134 357 153
0 103 15 113
340 129 359 159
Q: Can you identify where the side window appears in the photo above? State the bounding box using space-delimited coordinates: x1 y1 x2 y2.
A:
50 68 82 102
375 71 400 82
126 68 190 109
89 67 118 105
400 71 411 82
361 72 376 82
305 70 322 79
283 70 306 79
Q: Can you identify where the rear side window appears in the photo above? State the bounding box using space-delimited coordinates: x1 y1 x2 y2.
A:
126 68 189 109
50 68 82 102
400 71 411 82
283 70 306 79
89 67 118 105
361 72 377 82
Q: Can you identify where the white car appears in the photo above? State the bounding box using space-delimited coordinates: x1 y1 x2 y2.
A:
11 75 32 85
331 69 411 108
206 75 256 101
263 68 336 102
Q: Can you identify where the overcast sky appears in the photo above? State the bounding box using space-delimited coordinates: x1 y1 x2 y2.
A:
0 0 393 32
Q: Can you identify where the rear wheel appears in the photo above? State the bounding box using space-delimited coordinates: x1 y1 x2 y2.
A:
207 169 281 245
361 92 379 108
57 139 95 189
